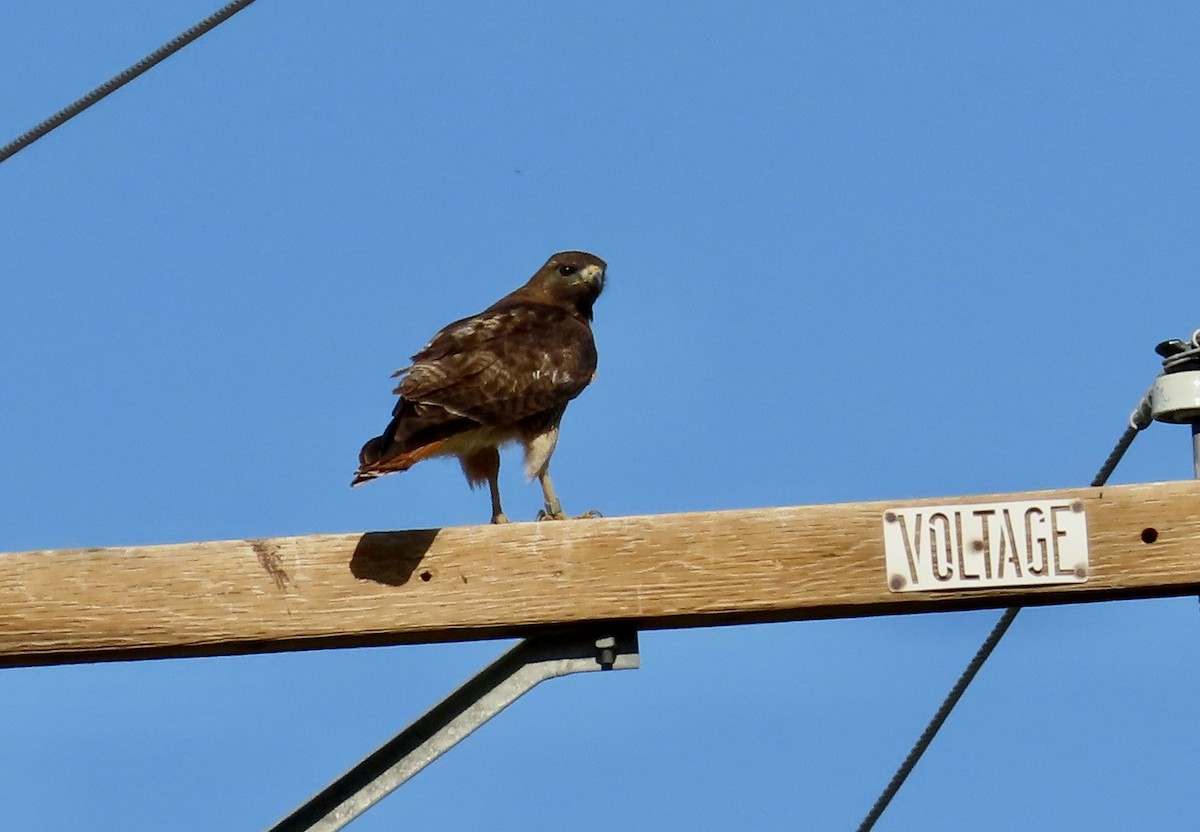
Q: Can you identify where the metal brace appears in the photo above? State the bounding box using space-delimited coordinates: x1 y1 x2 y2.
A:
268 629 640 831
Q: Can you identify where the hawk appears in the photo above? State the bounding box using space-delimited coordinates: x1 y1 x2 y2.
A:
353 251 606 523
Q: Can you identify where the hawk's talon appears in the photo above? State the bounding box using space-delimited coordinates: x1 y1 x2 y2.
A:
491 513 510 525
537 509 601 521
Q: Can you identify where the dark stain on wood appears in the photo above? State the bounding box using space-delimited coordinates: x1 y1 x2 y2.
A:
251 539 290 590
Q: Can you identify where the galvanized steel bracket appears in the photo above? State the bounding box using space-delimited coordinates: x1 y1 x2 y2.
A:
269 629 640 832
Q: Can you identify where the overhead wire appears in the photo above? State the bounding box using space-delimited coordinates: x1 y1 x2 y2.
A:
854 391 1156 832
0 0 260 166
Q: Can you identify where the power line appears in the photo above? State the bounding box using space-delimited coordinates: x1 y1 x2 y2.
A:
0 0 260 166
855 607 1019 832
855 396 1153 832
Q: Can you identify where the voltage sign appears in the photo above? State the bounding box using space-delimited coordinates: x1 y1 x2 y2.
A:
882 498 1090 592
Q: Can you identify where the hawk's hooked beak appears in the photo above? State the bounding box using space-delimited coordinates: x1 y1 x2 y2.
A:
577 263 605 292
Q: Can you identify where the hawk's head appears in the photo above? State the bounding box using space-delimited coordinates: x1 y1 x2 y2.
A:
528 251 606 321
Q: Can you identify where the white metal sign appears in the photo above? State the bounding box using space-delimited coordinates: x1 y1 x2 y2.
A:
882 498 1090 592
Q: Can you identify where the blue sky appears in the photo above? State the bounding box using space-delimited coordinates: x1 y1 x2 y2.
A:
2 2 1199 829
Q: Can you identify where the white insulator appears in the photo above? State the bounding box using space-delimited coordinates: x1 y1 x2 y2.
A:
1150 370 1200 423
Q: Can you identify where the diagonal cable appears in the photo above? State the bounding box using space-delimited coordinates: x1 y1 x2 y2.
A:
854 391 1154 832
0 0 260 166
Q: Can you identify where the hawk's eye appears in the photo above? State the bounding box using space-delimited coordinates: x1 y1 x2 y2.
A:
558 264 578 276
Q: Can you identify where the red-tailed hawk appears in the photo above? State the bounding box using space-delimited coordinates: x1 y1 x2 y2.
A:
353 251 606 523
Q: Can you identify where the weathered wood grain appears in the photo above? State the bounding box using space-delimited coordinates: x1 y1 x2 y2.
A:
1 480 1197 667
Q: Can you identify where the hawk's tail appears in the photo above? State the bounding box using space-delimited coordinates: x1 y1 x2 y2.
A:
350 435 447 487
350 468 392 487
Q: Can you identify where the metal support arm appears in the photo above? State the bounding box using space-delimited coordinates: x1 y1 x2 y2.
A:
268 629 640 832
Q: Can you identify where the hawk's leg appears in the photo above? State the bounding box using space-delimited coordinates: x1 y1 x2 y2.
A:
461 448 508 524
487 472 508 525
537 469 566 520
536 469 602 521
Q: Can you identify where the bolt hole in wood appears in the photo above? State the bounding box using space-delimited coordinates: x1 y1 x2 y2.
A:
419 571 433 582
1141 527 1158 544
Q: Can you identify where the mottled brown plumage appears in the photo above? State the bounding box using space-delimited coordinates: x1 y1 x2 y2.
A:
353 251 606 523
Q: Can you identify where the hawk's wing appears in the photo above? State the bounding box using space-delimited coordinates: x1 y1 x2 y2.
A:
397 303 597 426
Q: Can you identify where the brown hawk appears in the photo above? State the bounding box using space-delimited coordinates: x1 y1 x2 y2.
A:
353 251 606 523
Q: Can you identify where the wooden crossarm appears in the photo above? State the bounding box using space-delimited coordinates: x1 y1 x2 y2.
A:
2 480 1198 668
